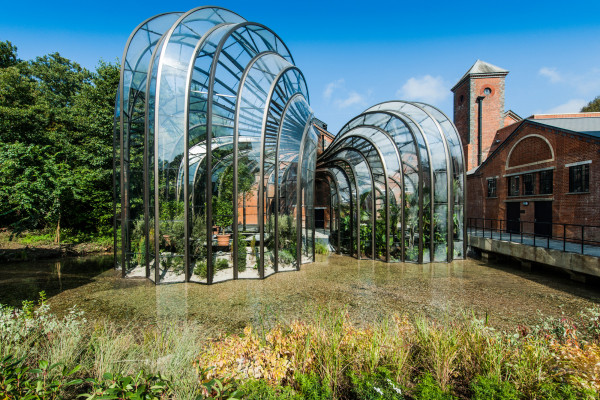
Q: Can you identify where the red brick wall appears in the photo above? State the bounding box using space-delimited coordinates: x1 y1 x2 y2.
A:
453 76 506 172
473 77 506 168
507 135 553 168
453 80 470 168
467 122 600 241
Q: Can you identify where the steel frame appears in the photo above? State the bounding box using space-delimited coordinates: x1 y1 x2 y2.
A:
116 7 467 286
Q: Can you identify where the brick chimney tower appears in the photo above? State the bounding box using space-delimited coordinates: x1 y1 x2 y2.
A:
452 60 508 171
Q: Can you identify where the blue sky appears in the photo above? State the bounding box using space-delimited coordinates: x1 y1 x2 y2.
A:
2 0 600 132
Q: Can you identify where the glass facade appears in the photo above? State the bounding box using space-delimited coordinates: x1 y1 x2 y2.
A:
319 102 466 263
115 8 466 284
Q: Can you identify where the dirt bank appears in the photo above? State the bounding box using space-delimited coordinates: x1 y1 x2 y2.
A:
0 230 112 262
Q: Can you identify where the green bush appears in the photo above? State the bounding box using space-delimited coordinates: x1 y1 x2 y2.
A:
0 355 82 400
279 249 296 265
315 241 329 255
412 374 456 400
81 371 172 400
216 258 229 271
237 234 247 272
294 372 332 400
193 260 209 279
349 368 404 399
470 375 521 400
535 381 596 400
239 379 301 399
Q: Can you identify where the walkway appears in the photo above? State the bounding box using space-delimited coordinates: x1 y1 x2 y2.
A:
468 228 600 257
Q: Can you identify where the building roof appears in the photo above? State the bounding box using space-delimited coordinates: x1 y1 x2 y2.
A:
451 60 509 92
469 114 600 176
527 113 600 137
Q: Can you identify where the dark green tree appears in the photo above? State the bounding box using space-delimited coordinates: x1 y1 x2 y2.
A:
581 95 600 112
0 42 119 240
0 40 19 68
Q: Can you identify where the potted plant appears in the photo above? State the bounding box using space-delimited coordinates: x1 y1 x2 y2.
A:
213 157 255 247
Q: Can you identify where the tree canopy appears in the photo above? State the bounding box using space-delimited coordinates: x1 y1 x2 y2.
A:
0 40 119 239
581 96 600 112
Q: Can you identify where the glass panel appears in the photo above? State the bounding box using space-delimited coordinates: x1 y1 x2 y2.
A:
120 12 183 279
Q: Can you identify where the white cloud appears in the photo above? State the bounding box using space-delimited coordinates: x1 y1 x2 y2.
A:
397 75 449 104
334 91 367 109
545 98 587 114
323 79 370 110
539 67 562 83
323 78 344 100
538 67 600 95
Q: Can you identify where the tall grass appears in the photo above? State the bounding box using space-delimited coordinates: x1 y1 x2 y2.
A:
0 297 206 398
2 296 600 399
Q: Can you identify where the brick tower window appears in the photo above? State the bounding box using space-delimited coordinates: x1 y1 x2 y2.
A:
484 87 492 95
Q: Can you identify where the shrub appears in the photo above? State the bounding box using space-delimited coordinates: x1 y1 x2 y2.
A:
279 249 296 265
193 260 208 279
412 373 456 400
295 372 332 400
0 355 82 400
240 379 301 399
216 258 229 271
315 241 329 255
81 371 173 400
349 368 404 399
469 375 520 400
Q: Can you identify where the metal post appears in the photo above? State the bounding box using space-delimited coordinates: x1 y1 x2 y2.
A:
520 221 523 244
499 219 502 241
563 225 566 252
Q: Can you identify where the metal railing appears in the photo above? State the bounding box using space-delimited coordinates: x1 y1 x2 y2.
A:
467 217 600 256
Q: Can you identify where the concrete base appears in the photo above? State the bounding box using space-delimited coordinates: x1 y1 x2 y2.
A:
520 260 532 272
469 234 600 280
568 271 587 283
481 251 494 261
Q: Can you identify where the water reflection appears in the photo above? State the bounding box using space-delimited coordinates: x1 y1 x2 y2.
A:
0 255 113 307
1 254 599 332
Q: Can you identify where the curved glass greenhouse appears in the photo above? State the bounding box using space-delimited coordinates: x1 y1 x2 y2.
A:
114 7 466 284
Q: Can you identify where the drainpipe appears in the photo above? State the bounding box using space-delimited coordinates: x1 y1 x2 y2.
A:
476 96 485 166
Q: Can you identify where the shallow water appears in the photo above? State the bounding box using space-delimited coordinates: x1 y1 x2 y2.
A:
1 254 599 333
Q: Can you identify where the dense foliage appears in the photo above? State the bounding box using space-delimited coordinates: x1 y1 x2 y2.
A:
581 95 600 112
0 40 119 240
2 294 600 399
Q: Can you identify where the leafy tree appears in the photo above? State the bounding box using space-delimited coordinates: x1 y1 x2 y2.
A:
0 42 119 240
581 95 600 112
0 40 19 68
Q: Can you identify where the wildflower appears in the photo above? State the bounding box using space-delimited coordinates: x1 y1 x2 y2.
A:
374 386 383 395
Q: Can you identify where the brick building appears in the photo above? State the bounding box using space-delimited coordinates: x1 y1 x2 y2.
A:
454 60 600 241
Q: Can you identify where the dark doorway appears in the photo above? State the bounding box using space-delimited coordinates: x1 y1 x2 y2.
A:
506 202 520 233
534 201 552 237
315 209 325 229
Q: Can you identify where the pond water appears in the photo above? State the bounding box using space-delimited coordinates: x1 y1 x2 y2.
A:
1 254 599 333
